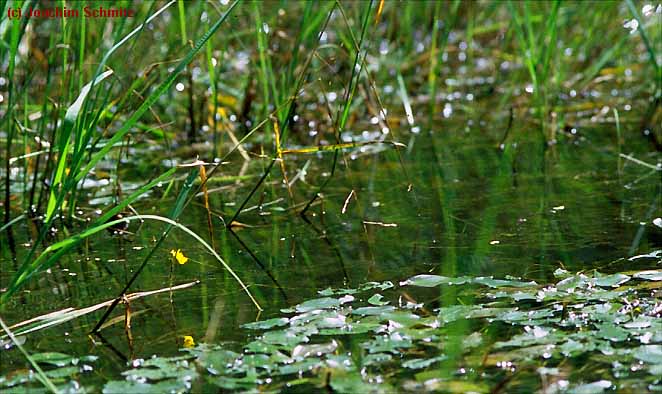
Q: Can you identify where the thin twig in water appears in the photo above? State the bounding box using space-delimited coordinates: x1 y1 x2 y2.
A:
4 281 200 338
342 190 356 214
619 153 660 171
363 220 398 227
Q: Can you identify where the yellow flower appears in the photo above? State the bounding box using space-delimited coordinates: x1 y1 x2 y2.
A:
183 335 195 348
170 249 189 265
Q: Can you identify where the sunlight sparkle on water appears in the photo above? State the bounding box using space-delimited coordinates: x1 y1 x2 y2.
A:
443 103 453 118
623 19 639 34
642 4 654 16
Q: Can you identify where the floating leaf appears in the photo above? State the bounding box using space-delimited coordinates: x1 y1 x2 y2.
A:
6 268 661 393
473 276 538 288
294 297 341 313
188 347 239 374
367 294 389 306
633 270 662 281
318 281 394 296
243 317 289 330
561 339 596 357
633 345 662 364
353 306 395 316
463 332 484 348
554 268 572 278
593 272 630 287
329 370 393 394
557 275 588 292
362 334 413 354
568 380 612 394
628 250 662 260
402 355 446 369
362 353 393 366
30 352 77 367
595 323 629 342
400 274 470 287
291 341 338 359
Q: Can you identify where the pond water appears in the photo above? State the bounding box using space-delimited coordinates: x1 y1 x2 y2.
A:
0 1 660 393
2 120 659 392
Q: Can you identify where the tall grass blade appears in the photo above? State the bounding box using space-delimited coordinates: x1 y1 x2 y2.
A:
5 0 240 305
300 0 374 216
625 0 660 77
45 70 113 222
0 316 60 394
3 7 24 225
227 6 335 225
3 168 175 303
77 0 239 181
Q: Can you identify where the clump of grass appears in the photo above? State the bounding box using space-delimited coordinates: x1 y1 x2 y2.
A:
506 0 560 140
2 1 250 307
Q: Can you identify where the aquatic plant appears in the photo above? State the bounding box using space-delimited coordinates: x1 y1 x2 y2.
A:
0 1 659 392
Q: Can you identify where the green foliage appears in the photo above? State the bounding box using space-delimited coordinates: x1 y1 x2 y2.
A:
5 269 656 392
0 1 659 393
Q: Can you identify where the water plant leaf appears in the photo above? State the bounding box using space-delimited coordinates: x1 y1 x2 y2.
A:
595 323 630 342
243 317 289 330
556 274 588 292
633 270 662 281
329 370 393 394
633 345 662 364
362 353 393 366
294 297 342 313
362 334 413 354
401 274 537 288
185 346 240 374
592 272 631 288
402 355 447 369
103 379 189 394
318 281 394 296
5 267 661 393
400 274 470 287
291 341 338 359
367 294 389 306
30 353 80 368
568 380 613 394
472 276 538 288
353 306 395 316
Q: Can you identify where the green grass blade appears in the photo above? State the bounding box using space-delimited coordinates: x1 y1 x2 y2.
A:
3 168 177 304
0 316 60 394
45 70 113 222
76 0 240 181
625 0 660 76
2 214 260 310
177 0 188 45
539 0 560 82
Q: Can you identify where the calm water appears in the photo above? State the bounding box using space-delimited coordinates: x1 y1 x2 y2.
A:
2 116 660 386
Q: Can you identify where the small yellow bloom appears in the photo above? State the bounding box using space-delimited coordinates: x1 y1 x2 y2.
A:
170 249 189 265
183 335 195 348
